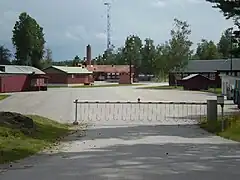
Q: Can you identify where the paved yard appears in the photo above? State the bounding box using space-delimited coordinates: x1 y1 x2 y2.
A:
0 84 240 180
0 83 223 124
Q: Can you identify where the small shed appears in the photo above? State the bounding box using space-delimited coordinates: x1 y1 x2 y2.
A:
180 74 210 90
0 65 48 93
43 66 93 87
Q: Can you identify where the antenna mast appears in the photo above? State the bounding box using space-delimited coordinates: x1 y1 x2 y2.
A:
104 2 111 51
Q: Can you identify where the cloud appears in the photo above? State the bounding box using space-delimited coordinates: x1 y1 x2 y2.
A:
151 0 166 8
95 32 107 40
0 0 235 60
151 0 203 8
65 25 90 42
186 0 203 4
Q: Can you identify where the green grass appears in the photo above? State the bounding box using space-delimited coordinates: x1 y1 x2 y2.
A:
72 83 143 88
0 114 73 164
139 86 222 95
139 85 183 90
200 114 240 142
48 84 143 88
202 88 222 95
0 95 10 100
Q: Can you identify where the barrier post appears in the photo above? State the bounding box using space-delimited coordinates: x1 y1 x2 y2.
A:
73 99 79 125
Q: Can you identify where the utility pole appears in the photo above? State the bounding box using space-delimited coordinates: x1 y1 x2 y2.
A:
230 28 233 74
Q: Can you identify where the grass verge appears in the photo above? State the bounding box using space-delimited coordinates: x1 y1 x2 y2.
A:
0 95 10 101
48 84 143 88
139 85 183 90
0 112 73 164
139 86 222 95
72 83 143 88
202 88 222 95
200 114 240 142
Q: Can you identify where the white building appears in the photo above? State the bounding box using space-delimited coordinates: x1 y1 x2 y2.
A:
219 73 240 95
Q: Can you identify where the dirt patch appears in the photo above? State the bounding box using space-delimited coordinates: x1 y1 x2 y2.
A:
0 112 36 135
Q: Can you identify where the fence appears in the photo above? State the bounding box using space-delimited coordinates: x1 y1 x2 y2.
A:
73 99 237 125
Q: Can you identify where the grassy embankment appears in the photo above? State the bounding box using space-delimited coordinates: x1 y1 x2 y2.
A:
0 112 80 164
200 113 240 142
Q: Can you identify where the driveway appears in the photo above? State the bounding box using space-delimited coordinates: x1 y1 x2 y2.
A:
0 85 240 179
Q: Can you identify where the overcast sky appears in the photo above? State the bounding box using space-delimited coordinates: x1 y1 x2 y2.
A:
0 0 235 61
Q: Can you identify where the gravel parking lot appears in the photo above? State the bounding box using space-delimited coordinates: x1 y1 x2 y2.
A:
0 84 240 180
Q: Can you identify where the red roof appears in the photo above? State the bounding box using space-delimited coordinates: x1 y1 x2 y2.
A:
86 65 133 73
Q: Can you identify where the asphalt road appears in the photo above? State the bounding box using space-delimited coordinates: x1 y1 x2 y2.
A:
0 83 240 180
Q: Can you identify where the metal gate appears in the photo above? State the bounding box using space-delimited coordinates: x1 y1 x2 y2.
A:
73 99 227 125
73 99 236 125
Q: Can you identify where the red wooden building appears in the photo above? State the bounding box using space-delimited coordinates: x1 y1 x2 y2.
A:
43 66 93 87
86 64 135 83
179 74 211 90
83 44 137 84
0 65 48 93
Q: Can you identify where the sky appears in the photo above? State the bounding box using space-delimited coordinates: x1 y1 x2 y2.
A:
0 0 235 61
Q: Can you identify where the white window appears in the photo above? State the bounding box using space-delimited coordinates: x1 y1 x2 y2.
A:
72 74 75 78
209 73 215 80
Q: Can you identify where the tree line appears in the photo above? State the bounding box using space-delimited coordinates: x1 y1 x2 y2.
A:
0 1 239 75
95 20 238 77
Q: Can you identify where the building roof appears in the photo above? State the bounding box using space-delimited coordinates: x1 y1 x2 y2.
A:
182 74 209 80
182 74 199 80
47 66 92 74
173 59 240 73
0 65 45 74
86 65 132 73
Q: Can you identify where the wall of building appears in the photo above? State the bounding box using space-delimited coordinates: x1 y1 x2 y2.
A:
220 74 240 95
43 67 68 84
47 73 68 84
119 73 133 84
0 75 29 93
182 76 210 90
67 74 92 84
30 78 46 87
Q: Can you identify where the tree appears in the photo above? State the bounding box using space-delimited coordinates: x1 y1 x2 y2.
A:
167 18 193 71
113 48 123 64
12 12 45 68
72 55 80 66
194 39 220 60
206 0 240 20
206 0 240 57
217 28 232 58
74 55 80 60
141 38 156 74
41 48 53 68
155 43 171 76
45 48 53 61
123 35 142 75
0 45 12 65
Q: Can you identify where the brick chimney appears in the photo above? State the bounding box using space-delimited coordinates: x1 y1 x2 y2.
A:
86 44 91 65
